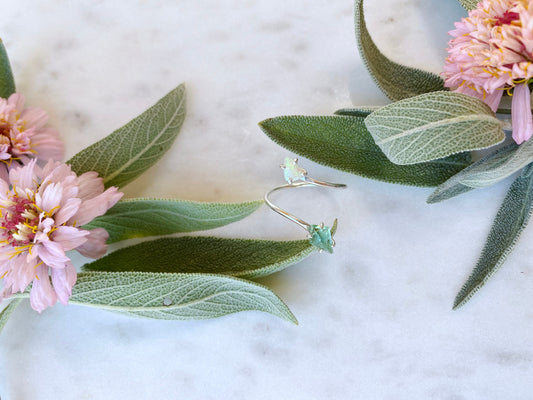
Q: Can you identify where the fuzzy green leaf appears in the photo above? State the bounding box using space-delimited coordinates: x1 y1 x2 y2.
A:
365 91 504 164
334 107 379 118
453 166 533 309
82 199 263 243
82 237 314 279
0 298 23 335
0 39 15 98
260 114 471 187
68 271 297 323
67 84 186 189
427 143 526 203
355 0 445 101
458 0 478 11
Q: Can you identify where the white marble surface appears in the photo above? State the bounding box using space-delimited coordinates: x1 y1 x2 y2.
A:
1 1 532 399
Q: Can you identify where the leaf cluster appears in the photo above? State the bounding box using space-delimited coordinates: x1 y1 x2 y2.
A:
259 0 533 308
0 41 317 331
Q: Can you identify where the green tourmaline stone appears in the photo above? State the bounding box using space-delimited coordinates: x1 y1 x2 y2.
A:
307 224 334 253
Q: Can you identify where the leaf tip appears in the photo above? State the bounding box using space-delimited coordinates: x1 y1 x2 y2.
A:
257 118 273 129
426 193 439 204
286 312 299 325
452 294 467 310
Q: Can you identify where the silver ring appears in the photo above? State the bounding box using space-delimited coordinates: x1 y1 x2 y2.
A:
264 158 346 253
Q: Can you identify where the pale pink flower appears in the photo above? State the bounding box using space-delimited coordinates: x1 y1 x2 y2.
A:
0 93 64 179
0 160 123 312
443 0 533 144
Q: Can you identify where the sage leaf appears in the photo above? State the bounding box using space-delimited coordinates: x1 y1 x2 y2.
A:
82 199 263 243
82 237 314 279
259 114 471 187
67 84 186 189
458 0 477 11
69 271 297 323
0 298 23 335
427 143 526 203
453 166 533 309
0 39 15 99
364 91 504 164
334 107 379 118
355 0 445 101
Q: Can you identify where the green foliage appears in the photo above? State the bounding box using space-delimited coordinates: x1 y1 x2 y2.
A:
458 0 478 11
334 107 378 117
427 143 526 203
355 0 445 101
83 237 314 279
83 199 263 243
0 39 15 99
365 91 504 164
453 166 533 308
67 84 186 189
69 271 298 323
259 114 471 187
0 298 22 335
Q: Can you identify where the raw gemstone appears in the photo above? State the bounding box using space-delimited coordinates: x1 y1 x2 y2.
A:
307 224 334 253
281 157 306 183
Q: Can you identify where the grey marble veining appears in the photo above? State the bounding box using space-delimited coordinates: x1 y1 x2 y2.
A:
0 1 532 399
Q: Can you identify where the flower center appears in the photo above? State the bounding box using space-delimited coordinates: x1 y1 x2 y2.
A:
494 11 520 26
0 113 33 160
1 194 40 247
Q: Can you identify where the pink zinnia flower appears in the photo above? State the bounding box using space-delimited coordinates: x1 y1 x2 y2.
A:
443 0 533 144
0 160 123 312
0 93 64 179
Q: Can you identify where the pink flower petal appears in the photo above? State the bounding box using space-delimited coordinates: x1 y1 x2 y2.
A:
40 159 63 178
52 225 89 251
20 107 48 129
7 93 25 111
77 171 104 201
1 285 14 301
0 177 9 200
0 255 36 294
30 128 65 161
0 146 12 160
484 90 504 113
37 241 70 269
9 159 39 191
30 265 57 312
54 197 82 226
51 262 77 305
455 84 485 101
12 256 38 293
511 83 533 144
36 182 63 215
41 161 73 187
76 228 109 259
71 187 123 226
